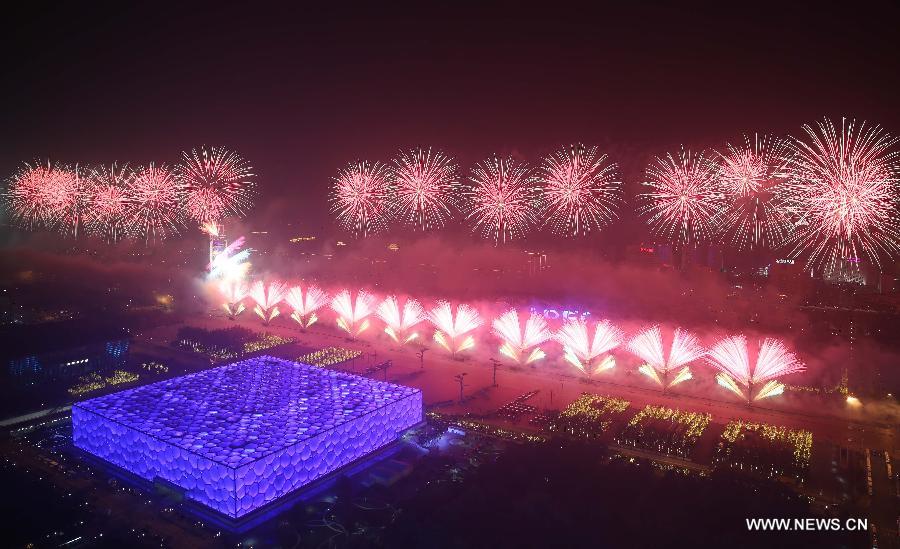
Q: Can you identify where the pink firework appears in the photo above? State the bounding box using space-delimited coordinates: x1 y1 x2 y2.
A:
707 335 805 402
126 163 183 241
331 289 377 336
627 326 705 389
780 117 900 269
201 221 222 237
85 163 133 241
715 134 793 250
389 148 461 230
554 318 624 375
249 280 288 325
466 155 538 244
35 163 88 237
6 162 64 229
428 301 483 354
538 144 622 236
177 146 255 223
331 161 390 238
492 309 552 364
285 284 329 328
377 295 427 344
219 279 249 318
639 148 724 246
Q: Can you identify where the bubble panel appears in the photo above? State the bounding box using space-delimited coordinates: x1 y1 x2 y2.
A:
72 355 422 518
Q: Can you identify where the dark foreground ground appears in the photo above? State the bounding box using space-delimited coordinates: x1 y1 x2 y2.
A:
4 429 874 549
380 442 866 549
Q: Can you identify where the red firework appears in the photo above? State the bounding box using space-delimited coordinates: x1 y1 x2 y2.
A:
7 162 59 229
249 280 288 325
627 326 705 389
331 161 390 237
538 144 622 236
126 163 183 241
639 148 724 246
780 117 900 269
715 134 793 250
706 335 805 402
176 146 255 223
389 148 460 230
85 163 133 241
41 164 89 237
466 155 538 244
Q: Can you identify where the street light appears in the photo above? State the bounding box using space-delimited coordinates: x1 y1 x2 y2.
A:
489 358 500 387
416 347 429 370
454 372 468 403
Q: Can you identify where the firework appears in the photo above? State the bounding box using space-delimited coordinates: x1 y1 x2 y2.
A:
201 221 222 237
207 236 251 281
249 280 287 325
428 301 483 354
331 289 377 336
377 295 427 344
538 144 622 236
554 318 624 375
176 146 255 223
285 284 329 328
331 161 390 237
389 148 460 230
627 326 705 389
714 134 793 250
219 279 248 319
50 165 90 237
492 309 552 364
639 148 724 246
707 335 805 403
126 163 183 241
465 155 538 244
7 162 69 230
85 163 133 241
780 117 900 269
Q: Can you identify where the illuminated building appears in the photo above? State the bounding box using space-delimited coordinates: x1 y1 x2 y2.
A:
4 323 129 389
209 233 228 264
73 356 422 520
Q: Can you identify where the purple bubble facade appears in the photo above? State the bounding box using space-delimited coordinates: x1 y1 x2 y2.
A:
72 356 423 518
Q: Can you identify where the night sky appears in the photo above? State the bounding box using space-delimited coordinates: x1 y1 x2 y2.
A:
3 1 899 235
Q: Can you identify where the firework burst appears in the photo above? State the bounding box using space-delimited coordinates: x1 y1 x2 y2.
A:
554 318 624 375
219 279 249 319
24 163 89 237
176 146 255 223
207 236 251 282
6 162 68 230
780 117 900 269
377 295 427 344
249 280 288 325
428 301 483 354
331 161 390 238
389 148 460 230
714 134 793 250
285 284 329 328
201 221 222 237
639 148 724 246
331 289 377 336
85 163 133 241
492 309 552 364
465 155 538 244
538 144 622 236
706 335 805 403
126 163 183 241
627 326 705 389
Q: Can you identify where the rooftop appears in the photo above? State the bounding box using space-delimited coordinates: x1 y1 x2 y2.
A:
74 356 421 468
